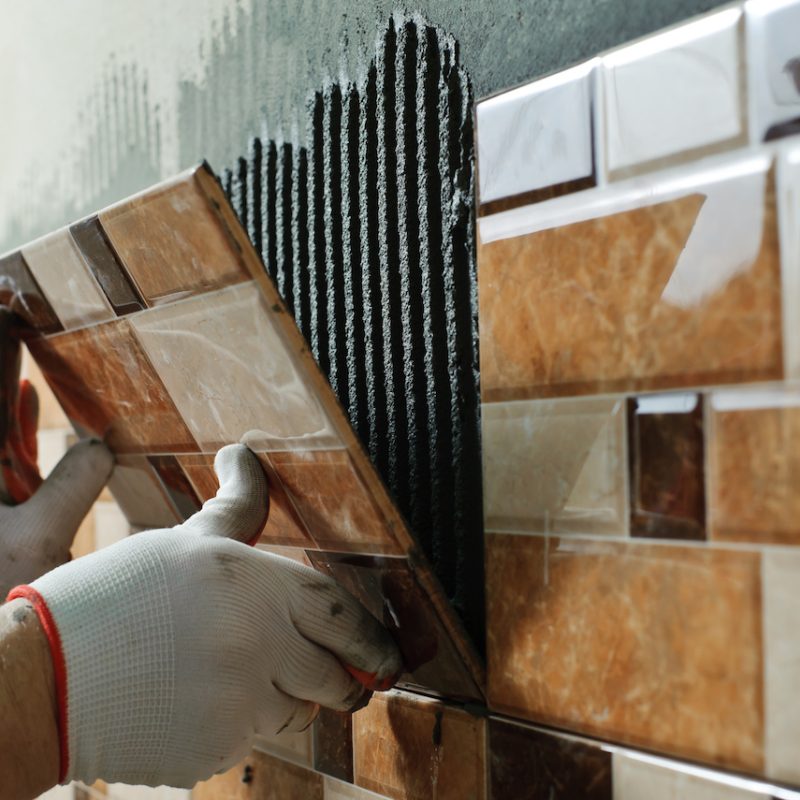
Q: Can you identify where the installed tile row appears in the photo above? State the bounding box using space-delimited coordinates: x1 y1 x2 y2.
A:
476 0 800 210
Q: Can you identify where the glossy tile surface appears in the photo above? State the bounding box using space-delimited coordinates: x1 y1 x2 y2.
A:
628 393 705 540
486 534 763 771
176 454 219 503
28 320 198 453
603 9 745 176
708 388 800 545
488 718 611 800
254 726 313 767
778 146 800 379
324 777 390 800
254 454 315 548
482 397 626 536
0 251 62 334
107 456 182 529
147 455 202 521
22 229 114 329
353 692 486 800
477 61 595 209
313 708 354 783
478 157 782 401
308 552 482 700
99 171 250 306
131 282 341 452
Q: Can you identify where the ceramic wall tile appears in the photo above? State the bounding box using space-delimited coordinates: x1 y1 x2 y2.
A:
93 501 131 550
307 552 482 701
130 282 342 453
488 718 612 800
267 450 404 554
485 533 763 772
476 61 596 211
69 217 145 316
352 691 486 800
324 777 391 800
314 708 354 783
0 251 62 335
778 145 800 380
21 229 114 330
763 548 800 784
27 320 198 454
602 9 745 177
98 170 250 306
747 0 800 142
176 454 219 503
482 397 627 536
478 155 781 401
106 456 182 530
147 455 202 521
627 393 705 540
253 726 313 768
255 544 313 567
708 387 800 545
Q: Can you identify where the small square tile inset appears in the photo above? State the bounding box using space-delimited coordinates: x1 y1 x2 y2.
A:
482 397 627 536
628 393 706 540
489 719 612 800
0 251 62 335
353 692 486 800
307 552 482 701
27 320 198 454
131 282 341 452
313 708 354 783
254 453 315 548
99 170 250 306
267 449 403 554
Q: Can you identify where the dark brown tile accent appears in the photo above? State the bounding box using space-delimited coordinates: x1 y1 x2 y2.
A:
307 552 482 701
627 395 706 540
478 175 597 217
69 216 145 315
0 251 62 335
313 707 354 783
488 719 611 800
148 455 202 520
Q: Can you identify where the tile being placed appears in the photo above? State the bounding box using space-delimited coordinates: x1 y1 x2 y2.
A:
0 251 62 335
476 60 596 211
99 169 250 306
482 396 627 536
254 725 313 768
708 387 800 545
175 453 219 503
147 455 202 521
627 393 705 540
130 282 342 453
107 456 182 529
314 708 354 783
602 8 745 177
478 154 782 401
486 533 764 772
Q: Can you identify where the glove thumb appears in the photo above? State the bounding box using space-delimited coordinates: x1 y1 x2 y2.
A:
182 444 269 544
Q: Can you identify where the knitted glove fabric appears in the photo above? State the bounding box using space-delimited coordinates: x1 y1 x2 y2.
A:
8 444 403 788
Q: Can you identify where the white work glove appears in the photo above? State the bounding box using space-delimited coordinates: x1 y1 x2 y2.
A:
8 444 403 789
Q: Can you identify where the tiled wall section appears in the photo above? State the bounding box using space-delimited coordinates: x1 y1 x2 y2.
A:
477 0 800 791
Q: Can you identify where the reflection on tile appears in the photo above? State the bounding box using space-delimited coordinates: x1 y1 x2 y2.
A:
21 229 114 330
176 454 219 502
628 393 705 540
107 457 181 529
131 283 341 452
268 450 403 554
28 320 198 454
147 455 202 521
708 388 800 545
254 725 313 767
254 454 315 547
603 9 744 176
747 0 800 142
307 552 482 701
0 251 62 335
482 397 626 536
488 718 611 800
763 549 800 784
477 61 596 209
353 692 486 800
99 170 249 306
314 708 354 782
69 217 145 316
478 157 782 401
486 534 763 772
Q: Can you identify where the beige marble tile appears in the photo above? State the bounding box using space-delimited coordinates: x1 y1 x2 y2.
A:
482 397 627 536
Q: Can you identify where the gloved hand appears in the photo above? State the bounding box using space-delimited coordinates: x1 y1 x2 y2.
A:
0 309 115 597
8 444 403 789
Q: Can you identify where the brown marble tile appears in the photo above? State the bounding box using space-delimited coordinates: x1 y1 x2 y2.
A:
177 453 220 503
27 319 198 454
628 394 706 540
488 719 611 800
147 454 202 521
254 453 315 548
193 750 323 800
478 162 782 401
353 691 486 800
313 707 354 782
267 449 403 554
486 533 764 773
307 552 482 701
0 251 62 335
708 389 800 545
99 170 250 306
69 216 145 315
